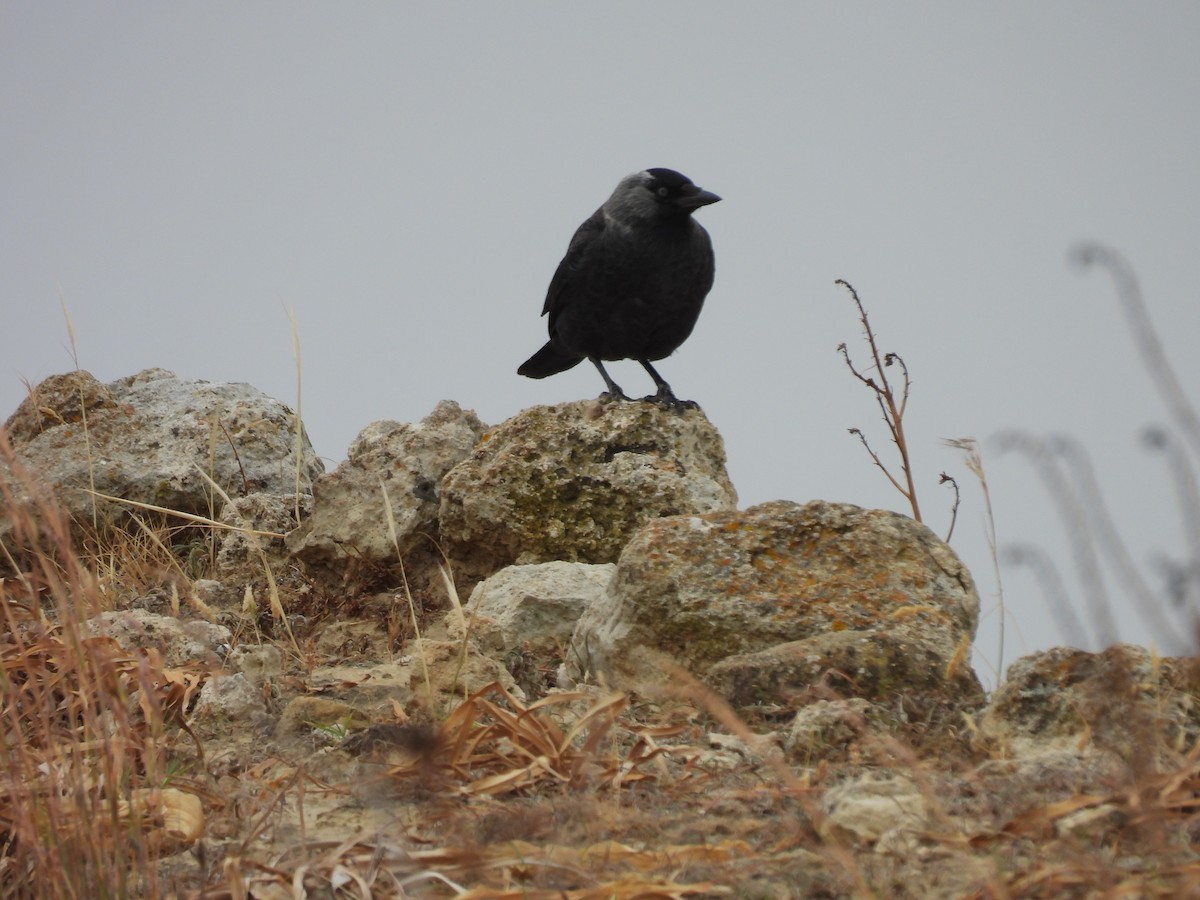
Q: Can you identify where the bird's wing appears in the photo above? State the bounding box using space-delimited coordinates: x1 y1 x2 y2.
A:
541 206 606 319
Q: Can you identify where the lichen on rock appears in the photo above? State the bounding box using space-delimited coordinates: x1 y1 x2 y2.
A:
438 399 737 571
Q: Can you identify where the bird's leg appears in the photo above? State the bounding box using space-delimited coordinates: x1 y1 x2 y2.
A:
638 360 697 409
590 358 631 401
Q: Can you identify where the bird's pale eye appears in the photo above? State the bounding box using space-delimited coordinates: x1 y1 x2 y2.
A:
655 186 670 198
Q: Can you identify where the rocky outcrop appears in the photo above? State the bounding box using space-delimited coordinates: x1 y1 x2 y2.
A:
562 500 982 717
6 372 1199 896
1 368 322 537
437 400 737 571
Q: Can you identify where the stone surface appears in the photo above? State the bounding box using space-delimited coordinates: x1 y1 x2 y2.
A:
822 773 932 850
562 499 979 707
1 368 322 535
15 369 1200 894
404 637 526 705
785 698 882 764
979 643 1200 766
825 772 936 854
438 400 737 570
708 628 984 717
87 609 232 667
227 644 283 683
190 672 269 727
275 696 374 738
463 561 615 656
218 491 312 585
286 400 486 581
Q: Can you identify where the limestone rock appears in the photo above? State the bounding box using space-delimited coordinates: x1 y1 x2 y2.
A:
275 696 374 739
227 643 283 684
562 500 980 709
404 637 525 706
287 400 486 581
87 609 231 667
1 368 322 535
307 662 412 711
463 561 615 655
709 628 984 717
822 773 932 852
191 673 269 728
438 400 737 570
218 490 312 584
979 644 1200 765
785 698 883 764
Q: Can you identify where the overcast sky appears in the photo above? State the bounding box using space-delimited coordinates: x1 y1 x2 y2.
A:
4 4 1199 686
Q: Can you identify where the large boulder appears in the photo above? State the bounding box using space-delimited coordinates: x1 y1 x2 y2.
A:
438 400 737 571
286 401 486 586
562 500 983 716
1 369 322 538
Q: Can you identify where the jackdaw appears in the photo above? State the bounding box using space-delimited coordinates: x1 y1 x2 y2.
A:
517 167 720 406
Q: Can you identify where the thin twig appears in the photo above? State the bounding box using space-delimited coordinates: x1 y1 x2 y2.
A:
992 430 1119 647
217 420 250 497
939 472 960 544
837 279 922 521
945 438 1005 676
1049 434 1187 653
1072 243 1200 462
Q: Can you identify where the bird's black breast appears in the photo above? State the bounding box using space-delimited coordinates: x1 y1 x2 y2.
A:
543 214 714 362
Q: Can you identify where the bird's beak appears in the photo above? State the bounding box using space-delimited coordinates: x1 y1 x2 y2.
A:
675 185 721 209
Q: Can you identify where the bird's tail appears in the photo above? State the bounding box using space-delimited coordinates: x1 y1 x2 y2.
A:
518 342 584 379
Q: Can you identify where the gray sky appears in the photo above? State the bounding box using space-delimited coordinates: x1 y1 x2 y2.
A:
4 4 1199 685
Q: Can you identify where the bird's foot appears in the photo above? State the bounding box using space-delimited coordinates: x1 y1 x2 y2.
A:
598 389 633 403
642 387 698 411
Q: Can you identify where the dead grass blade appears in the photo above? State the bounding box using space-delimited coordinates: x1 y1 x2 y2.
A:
388 682 688 800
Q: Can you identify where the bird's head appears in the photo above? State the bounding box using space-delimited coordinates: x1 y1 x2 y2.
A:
605 168 721 223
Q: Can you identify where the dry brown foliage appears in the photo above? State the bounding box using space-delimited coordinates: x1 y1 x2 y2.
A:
0 429 208 897
387 682 680 797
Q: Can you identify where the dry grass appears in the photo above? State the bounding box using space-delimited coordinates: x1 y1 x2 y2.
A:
0 430 203 898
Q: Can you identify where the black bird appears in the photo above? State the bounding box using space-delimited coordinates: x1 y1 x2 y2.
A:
517 167 720 406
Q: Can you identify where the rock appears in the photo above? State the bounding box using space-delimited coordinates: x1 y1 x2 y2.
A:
191 673 269 727
218 491 313 584
438 400 737 570
87 609 231 667
705 731 784 766
306 662 413 712
1 368 322 538
822 773 931 851
709 628 984 722
454 561 616 699
403 637 526 708
3 369 117 443
287 400 486 585
979 644 1200 767
227 644 283 683
463 561 615 655
275 696 374 739
562 500 980 712
785 698 882 764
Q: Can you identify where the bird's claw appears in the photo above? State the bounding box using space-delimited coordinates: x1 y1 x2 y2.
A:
598 390 633 403
642 389 698 411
